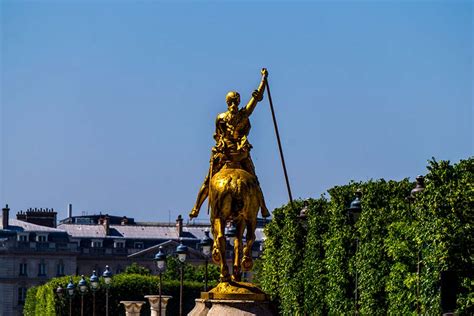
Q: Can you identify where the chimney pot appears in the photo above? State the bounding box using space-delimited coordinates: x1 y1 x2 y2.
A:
121 216 129 225
2 204 10 229
176 215 183 237
103 216 110 236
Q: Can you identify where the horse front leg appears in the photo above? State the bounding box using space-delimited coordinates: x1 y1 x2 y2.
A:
211 217 230 282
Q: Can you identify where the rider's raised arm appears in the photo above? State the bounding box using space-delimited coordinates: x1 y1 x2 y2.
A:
244 68 268 116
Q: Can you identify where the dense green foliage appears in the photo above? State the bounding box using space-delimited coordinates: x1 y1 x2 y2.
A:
24 261 220 316
259 158 473 315
124 262 152 275
162 256 220 283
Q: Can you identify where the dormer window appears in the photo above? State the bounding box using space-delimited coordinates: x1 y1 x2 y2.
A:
17 234 29 242
114 240 125 248
36 234 48 243
91 240 103 248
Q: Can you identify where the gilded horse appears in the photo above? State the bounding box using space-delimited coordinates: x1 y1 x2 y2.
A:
209 162 260 282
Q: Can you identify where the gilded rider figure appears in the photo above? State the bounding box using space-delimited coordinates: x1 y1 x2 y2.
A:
190 68 270 219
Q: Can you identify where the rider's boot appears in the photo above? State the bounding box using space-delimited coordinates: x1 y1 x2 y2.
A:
189 176 209 219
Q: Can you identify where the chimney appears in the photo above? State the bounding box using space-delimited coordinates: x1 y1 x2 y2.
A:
103 216 110 236
176 215 183 237
121 216 129 225
52 208 57 228
2 204 10 229
68 204 72 219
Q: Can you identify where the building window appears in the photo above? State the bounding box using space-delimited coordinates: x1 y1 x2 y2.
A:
18 287 27 305
36 234 47 242
17 234 28 242
38 261 47 276
134 242 144 249
19 263 27 276
57 262 65 276
91 240 103 248
114 241 125 248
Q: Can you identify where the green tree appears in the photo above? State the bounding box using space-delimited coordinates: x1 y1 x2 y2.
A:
124 262 151 275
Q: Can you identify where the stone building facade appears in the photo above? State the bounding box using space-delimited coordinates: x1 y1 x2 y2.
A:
0 205 265 315
0 205 78 316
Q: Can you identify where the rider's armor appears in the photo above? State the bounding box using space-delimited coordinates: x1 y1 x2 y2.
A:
190 72 270 219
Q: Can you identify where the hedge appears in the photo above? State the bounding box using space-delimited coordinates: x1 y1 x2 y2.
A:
24 273 210 316
258 158 473 315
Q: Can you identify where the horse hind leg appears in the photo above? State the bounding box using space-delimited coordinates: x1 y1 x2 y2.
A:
242 217 257 272
231 220 246 282
211 216 231 282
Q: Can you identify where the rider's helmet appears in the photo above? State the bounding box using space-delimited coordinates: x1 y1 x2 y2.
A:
226 91 240 105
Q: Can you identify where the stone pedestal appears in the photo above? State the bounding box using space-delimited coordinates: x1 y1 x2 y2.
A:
188 299 276 316
145 295 173 316
120 301 145 316
188 281 276 316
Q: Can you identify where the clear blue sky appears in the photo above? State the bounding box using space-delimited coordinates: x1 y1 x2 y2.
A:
1 1 472 222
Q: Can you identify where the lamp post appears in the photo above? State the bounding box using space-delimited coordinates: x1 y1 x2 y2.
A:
78 275 87 316
102 265 113 316
175 240 188 316
199 229 213 292
297 200 309 315
90 270 99 316
410 175 425 316
67 278 75 316
154 246 167 316
56 285 64 315
224 221 237 275
346 190 362 316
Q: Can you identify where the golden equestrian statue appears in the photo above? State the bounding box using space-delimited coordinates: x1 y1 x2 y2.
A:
190 68 271 282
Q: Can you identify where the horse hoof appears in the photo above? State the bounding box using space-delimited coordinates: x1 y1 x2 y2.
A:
242 256 253 271
220 274 231 282
189 208 199 219
212 248 221 264
231 274 241 282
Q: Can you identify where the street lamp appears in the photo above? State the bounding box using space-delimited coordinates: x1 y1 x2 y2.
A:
56 285 64 315
154 246 167 316
175 240 188 316
346 189 362 316
102 265 113 316
66 277 75 316
409 175 425 316
199 229 213 291
90 270 99 316
78 275 87 316
56 285 64 297
346 190 362 226
411 175 425 198
225 222 237 246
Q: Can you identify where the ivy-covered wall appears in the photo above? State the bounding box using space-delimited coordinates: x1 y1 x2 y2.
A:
259 158 473 315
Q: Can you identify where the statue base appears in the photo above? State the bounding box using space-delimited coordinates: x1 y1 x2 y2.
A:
188 282 276 316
